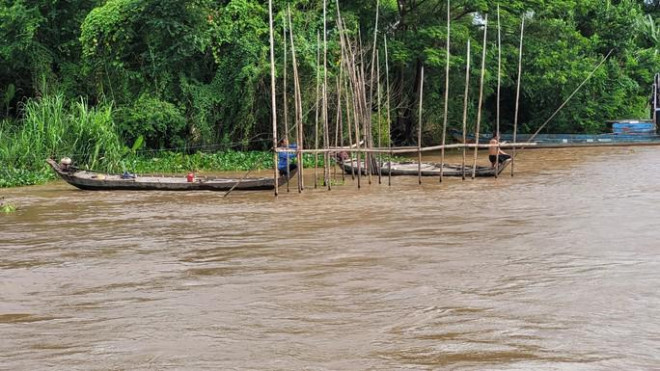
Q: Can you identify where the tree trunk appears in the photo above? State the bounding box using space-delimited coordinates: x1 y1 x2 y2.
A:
393 58 422 145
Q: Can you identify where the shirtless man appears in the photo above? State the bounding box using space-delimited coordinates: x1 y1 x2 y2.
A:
488 133 511 167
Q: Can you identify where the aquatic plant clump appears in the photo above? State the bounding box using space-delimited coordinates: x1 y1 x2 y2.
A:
0 197 16 213
125 150 330 174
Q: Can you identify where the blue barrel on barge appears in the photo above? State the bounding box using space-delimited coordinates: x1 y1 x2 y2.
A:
612 120 656 134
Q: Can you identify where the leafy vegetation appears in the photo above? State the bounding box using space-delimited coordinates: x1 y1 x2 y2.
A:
124 150 327 174
0 95 122 187
1 0 659 187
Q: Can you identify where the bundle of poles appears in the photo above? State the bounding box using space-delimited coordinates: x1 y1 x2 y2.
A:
267 0 528 195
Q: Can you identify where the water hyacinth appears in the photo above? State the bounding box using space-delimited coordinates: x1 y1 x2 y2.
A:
0 197 16 213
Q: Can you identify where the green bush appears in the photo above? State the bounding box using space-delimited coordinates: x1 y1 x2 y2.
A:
114 95 187 150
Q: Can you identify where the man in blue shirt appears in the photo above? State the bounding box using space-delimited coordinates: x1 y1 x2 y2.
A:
277 138 298 176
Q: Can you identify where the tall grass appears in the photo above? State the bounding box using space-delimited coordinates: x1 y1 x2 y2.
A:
18 94 67 169
0 94 123 187
70 99 123 170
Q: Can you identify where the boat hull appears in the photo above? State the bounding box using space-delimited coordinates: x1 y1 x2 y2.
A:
341 159 510 177
47 159 289 191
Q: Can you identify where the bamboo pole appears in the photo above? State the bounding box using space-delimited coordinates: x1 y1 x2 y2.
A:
526 49 614 144
268 0 278 196
511 15 525 177
287 6 304 192
323 0 331 190
336 10 360 186
653 82 657 125
224 164 260 198
439 0 450 183
654 82 657 124
418 65 424 185
338 14 362 188
344 75 356 180
376 51 382 184
369 0 380 184
283 141 536 155
495 6 501 178
335 9 351 183
471 14 488 180
461 39 471 181
314 31 321 188
282 24 291 192
336 59 344 182
417 142 534 152
352 49 363 189
653 73 660 125
384 35 392 186
652 73 660 125
358 28 371 183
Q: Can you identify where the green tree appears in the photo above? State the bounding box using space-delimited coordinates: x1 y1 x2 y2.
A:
0 0 101 117
80 0 216 148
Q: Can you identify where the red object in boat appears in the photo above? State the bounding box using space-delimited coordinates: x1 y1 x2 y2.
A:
186 172 194 182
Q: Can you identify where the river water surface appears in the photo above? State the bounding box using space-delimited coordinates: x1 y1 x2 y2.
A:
1 147 659 370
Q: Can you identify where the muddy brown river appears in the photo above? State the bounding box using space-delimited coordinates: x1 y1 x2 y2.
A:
1 147 659 370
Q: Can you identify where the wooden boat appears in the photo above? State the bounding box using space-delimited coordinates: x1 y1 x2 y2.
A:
340 158 511 177
47 159 293 191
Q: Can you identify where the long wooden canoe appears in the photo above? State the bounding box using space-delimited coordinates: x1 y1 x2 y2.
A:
340 158 511 177
47 159 293 191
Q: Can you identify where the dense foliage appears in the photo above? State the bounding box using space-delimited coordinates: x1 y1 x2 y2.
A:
1 0 659 186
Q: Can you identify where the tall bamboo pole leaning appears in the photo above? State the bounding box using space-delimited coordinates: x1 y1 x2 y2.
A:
461 39 471 181
287 6 303 192
384 35 392 186
511 15 525 177
336 59 344 182
495 5 501 178
345 23 361 166
471 14 488 180
418 65 425 185
314 31 321 188
322 0 331 190
282 24 291 192
336 11 358 184
336 10 362 188
335 9 352 182
351 33 363 189
358 28 371 183
439 0 451 183
526 49 614 144
268 0 278 196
